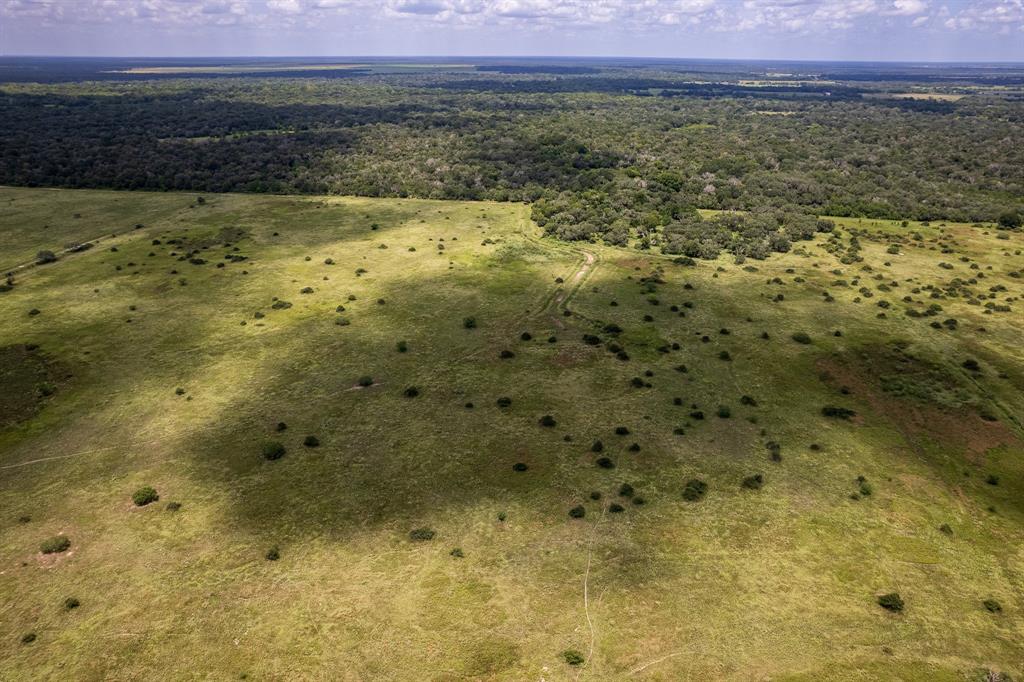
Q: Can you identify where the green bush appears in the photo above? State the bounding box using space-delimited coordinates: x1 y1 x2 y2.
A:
63 597 80 610
512 462 528 472
741 474 764 490
682 479 708 502
303 435 320 447
983 599 1002 613
21 632 36 644
357 375 374 387
40 535 71 554
596 457 615 469
132 486 159 506
618 483 634 498
792 332 812 344
463 317 477 329
821 406 856 419
539 415 557 427
262 441 286 460
409 527 435 541
717 405 731 419
165 501 182 512
562 649 585 666
265 546 280 561
404 386 420 398
450 547 464 558
609 503 625 513
396 340 408 353
877 593 904 612
568 505 586 519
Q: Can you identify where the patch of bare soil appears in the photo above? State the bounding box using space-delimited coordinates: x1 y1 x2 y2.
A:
816 345 1020 464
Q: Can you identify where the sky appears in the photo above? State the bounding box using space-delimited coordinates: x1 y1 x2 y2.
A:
1 0 1022 62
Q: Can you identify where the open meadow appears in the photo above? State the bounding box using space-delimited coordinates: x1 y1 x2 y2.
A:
1 186 1022 680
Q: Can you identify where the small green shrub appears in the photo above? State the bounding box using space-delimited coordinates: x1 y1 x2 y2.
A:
40 535 71 554
609 503 625 513
614 426 630 435
396 340 408 353
450 547 464 558
303 435 320 447
682 479 708 502
409 527 435 541
591 440 604 453
357 375 374 387
132 486 159 506
165 501 182 512
539 415 557 427
595 457 615 469
463 317 477 329
938 523 953 535
877 593 904 612
618 483 634 498
63 597 80 610
265 546 280 561
792 332 812 344
496 397 512 408
21 632 36 644
741 474 764 490
262 441 286 460
717 405 732 419
563 649 584 666
404 386 420 398
568 505 586 519
983 599 1002 613
822 406 856 419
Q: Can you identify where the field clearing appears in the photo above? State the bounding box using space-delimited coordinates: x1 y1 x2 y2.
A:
1 187 1022 680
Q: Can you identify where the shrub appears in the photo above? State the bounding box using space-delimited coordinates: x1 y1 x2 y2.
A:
36 250 58 265
792 332 812 344
962 358 981 372
500 350 515 359
619 483 635 498
40 535 71 554
63 597 80 610
357 375 374 387
463 317 477 329
568 505 586 519
132 486 159 506
265 546 280 561
986 474 1000 486
591 440 604 453
821 406 856 419
741 474 764 490
303 435 320 447
718 351 732 361
632 496 645 506
21 632 36 644
563 649 585 666
877 593 904 612
450 547 464 558
262 441 286 460
409 527 435 541
276 422 288 432
165 501 182 512
520 331 532 341
740 395 757 406
512 462 528 472
609 503 625 513
539 415 557 427
630 377 645 388
628 443 641 452
396 340 408 353
404 386 420 398
717 406 731 419
596 457 615 469
983 599 1002 613
689 410 705 420
938 523 953 535
682 479 708 501
582 334 601 346
496 397 512 408
615 426 630 435
590 491 602 500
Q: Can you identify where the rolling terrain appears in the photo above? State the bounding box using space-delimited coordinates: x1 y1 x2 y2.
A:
1 186 1023 680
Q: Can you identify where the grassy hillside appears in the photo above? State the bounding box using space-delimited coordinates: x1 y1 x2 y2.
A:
1 187 1022 680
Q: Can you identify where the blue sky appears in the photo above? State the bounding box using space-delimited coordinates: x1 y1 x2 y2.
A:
2 1 1022 61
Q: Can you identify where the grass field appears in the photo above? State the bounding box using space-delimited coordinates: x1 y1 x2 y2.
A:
1 187 1022 681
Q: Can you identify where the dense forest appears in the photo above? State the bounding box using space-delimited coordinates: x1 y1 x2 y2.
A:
2 60 1022 252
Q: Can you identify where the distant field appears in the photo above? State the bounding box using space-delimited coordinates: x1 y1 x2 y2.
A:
1 187 1022 680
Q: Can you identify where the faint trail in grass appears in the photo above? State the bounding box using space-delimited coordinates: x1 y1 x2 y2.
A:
627 651 687 676
575 508 604 682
